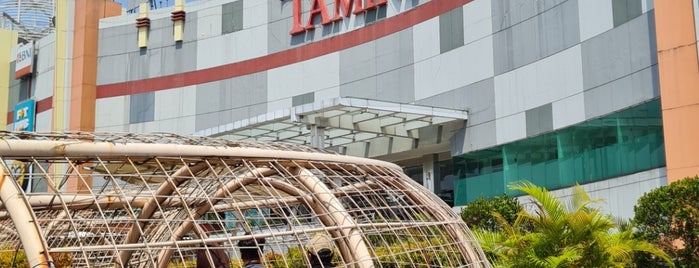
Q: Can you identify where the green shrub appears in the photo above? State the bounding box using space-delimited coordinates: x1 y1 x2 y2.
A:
460 194 522 231
633 176 699 267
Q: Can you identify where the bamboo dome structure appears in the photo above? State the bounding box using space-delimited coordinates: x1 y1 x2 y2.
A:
0 131 490 267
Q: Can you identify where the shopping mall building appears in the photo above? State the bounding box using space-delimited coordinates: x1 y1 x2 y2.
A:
2 0 698 218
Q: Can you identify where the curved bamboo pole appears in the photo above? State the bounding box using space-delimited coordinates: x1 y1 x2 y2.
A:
155 167 277 268
296 168 374 268
0 167 51 267
0 139 401 170
116 162 209 266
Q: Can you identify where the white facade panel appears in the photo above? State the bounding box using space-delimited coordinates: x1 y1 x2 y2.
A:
315 86 341 102
495 45 583 118
36 41 55 74
157 116 196 135
243 0 268 28
414 36 493 100
463 0 492 45
533 168 668 220
412 17 440 63
551 93 585 130
231 25 268 62
155 86 196 120
34 109 52 132
196 5 223 40
495 112 526 145
196 26 268 70
266 98 291 113
34 70 54 100
129 121 160 133
460 121 497 153
196 35 227 69
578 0 614 42
95 96 128 128
267 53 340 102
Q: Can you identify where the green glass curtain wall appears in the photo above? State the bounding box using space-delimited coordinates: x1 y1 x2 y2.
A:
453 99 665 205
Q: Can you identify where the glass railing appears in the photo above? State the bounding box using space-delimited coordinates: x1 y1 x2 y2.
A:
453 99 665 205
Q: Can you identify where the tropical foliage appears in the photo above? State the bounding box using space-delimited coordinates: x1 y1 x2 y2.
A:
633 176 699 267
460 193 522 231
473 181 674 268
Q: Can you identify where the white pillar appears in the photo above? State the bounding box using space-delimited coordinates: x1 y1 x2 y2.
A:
309 124 325 149
422 155 435 193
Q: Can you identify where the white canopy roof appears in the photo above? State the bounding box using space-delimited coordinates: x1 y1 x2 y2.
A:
195 97 468 152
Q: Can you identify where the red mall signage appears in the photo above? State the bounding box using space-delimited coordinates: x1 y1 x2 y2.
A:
286 0 388 35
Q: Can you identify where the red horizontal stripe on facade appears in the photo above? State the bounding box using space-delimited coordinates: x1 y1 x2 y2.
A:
96 0 473 99
5 96 53 124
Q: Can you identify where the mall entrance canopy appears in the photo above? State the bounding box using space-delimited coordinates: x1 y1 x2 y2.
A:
195 97 468 158
0 131 490 267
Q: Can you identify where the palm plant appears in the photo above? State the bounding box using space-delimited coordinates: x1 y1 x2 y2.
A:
474 181 673 268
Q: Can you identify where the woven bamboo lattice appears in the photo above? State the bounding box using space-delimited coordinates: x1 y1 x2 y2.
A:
0 132 490 268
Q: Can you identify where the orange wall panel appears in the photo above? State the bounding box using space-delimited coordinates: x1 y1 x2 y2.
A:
655 0 699 183
69 0 120 132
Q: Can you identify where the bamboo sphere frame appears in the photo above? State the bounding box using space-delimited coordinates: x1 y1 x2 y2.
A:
0 131 490 268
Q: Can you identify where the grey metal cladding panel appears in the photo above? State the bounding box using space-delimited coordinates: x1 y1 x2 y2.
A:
232 3 243 33
98 25 128 56
455 78 495 125
439 9 452 53
492 30 514 75
195 111 223 131
491 0 538 32
538 0 579 57
292 92 315 106
525 103 552 137
451 120 497 155
267 19 288 54
584 65 658 119
493 1 579 75
613 0 642 27
184 11 198 41
224 72 267 108
375 65 415 103
227 103 268 125
222 1 243 34
581 12 654 90
127 51 149 81
8 85 20 109
160 41 197 76
195 80 222 131
416 78 494 126
147 47 163 78
451 7 465 50
269 0 290 23
147 17 169 48
339 76 377 99
196 80 222 115
129 92 155 124
97 55 128 85
439 8 464 54
376 29 413 74
8 61 19 87
340 41 377 84
495 18 540 75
